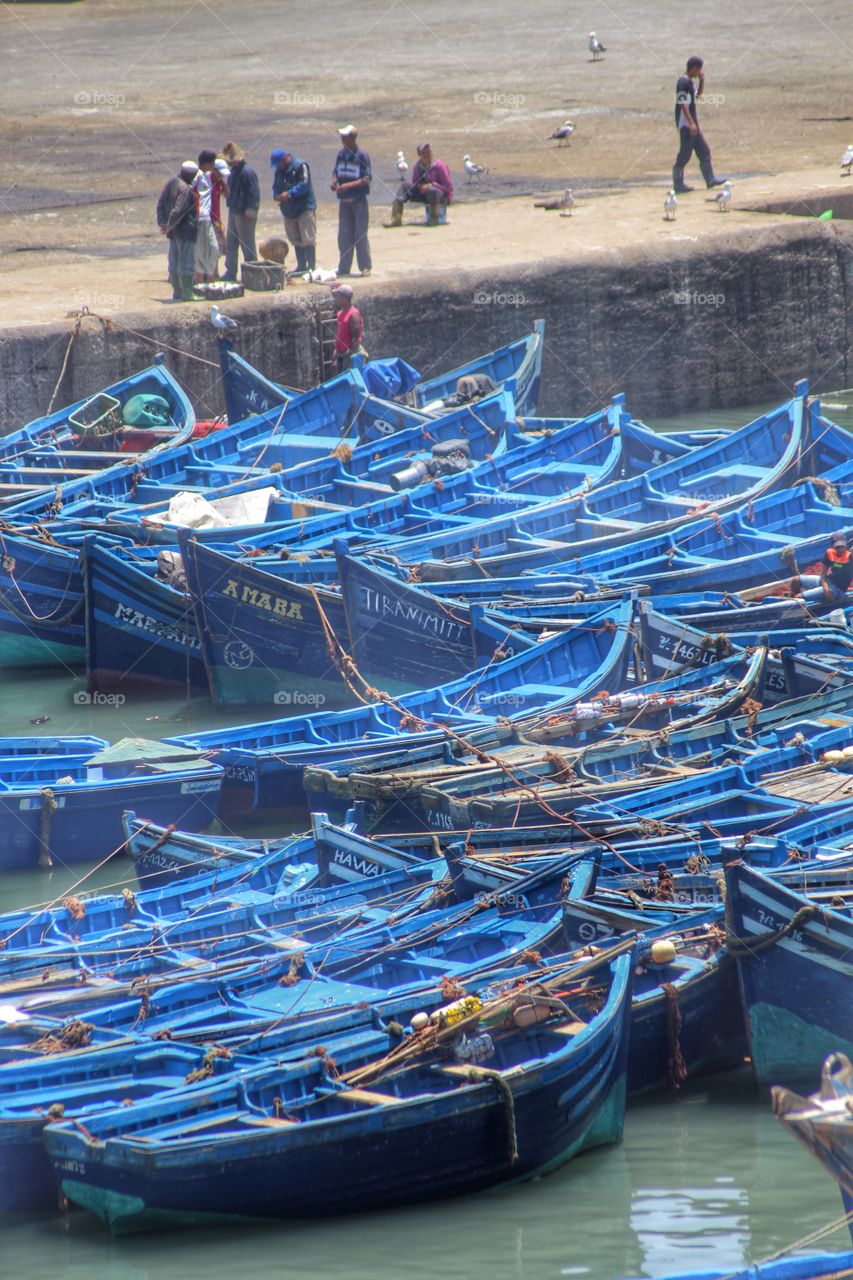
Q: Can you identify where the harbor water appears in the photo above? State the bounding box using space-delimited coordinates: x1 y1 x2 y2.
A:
1 399 851 1277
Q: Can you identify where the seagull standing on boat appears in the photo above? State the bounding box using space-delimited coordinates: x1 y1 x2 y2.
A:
211 304 239 331
841 144 853 176
463 155 489 183
713 180 732 211
589 32 606 60
548 121 575 146
664 189 678 221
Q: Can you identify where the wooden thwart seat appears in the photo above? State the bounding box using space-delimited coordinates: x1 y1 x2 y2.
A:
336 1087 403 1106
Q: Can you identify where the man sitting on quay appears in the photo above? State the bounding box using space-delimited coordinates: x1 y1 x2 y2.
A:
386 142 453 227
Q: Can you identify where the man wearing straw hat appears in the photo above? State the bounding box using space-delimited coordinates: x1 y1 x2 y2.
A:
331 125 372 277
221 141 260 281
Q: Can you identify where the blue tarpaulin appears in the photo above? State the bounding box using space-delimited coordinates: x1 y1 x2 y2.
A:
362 358 420 399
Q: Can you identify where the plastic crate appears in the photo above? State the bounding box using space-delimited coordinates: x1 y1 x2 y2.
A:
241 260 285 291
68 392 121 436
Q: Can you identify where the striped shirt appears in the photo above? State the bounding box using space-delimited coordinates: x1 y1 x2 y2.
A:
333 146 371 200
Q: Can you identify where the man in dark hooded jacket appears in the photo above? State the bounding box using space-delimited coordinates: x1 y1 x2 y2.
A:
156 160 199 301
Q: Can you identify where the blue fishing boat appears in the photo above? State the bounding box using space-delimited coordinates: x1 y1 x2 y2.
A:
561 903 746 1094
167 597 635 817
725 862 853 1085
0 1039 241 1212
219 321 544 425
0 736 221 872
43 946 634 1233
350 669 808 835
621 1251 853 1280
413 319 545 415
375 384 851 581
0 355 195 483
0 386 506 670
774 1054 853 1244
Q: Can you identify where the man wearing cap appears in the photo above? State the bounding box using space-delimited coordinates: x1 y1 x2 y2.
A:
331 284 365 372
192 151 221 286
331 126 372 277
156 161 199 301
386 143 453 227
221 141 260 281
271 148 317 275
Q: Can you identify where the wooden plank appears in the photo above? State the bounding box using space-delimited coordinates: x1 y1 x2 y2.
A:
439 1064 497 1080
336 1087 403 1106
242 1116 298 1127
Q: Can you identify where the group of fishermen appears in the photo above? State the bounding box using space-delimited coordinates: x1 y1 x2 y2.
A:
157 127 455 302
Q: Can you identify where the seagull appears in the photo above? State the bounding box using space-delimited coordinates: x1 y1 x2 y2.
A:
841 144 853 176
463 155 489 183
589 32 606 60
713 180 732 211
396 150 408 179
548 120 575 146
664 189 678 221
558 189 577 216
211 304 239 331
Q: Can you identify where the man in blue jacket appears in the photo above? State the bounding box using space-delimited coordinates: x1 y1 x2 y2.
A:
332 124 372 276
271 148 317 274
221 140 260 280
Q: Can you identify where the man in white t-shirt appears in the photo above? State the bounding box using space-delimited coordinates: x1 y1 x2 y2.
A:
193 150 221 284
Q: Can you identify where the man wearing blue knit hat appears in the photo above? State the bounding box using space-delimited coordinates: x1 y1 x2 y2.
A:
271 148 317 274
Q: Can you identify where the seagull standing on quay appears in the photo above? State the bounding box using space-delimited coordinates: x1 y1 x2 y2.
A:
713 181 732 211
841 144 853 176
558 189 577 216
211 304 239 331
396 150 409 179
463 155 489 182
664 189 678 221
589 32 606 60
548 120 575 146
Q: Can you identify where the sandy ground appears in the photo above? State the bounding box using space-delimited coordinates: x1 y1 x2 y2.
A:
0 0 851 327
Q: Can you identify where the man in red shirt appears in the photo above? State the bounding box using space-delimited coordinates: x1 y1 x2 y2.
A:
332 284 365 372
386 142 454 227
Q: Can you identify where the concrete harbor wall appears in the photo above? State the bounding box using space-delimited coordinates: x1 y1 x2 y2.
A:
1 220 851 426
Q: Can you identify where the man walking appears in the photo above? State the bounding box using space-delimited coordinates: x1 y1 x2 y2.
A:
332 125 372 276
673 56 726 193
156 160 199 301
385 142 453 227
271 147 317 274
221 141 260 280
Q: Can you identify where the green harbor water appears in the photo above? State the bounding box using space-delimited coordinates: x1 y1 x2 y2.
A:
1 397 852 1277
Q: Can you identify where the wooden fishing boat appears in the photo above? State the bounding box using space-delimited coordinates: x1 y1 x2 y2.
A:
0 385 515 671
0 736 221 872
167 597 635 818
413 319 545 415
219 321 545 425
774 1053 853 1245
42 946 634 1233
725 862 853 1086
0 356 195 497
374 385 853 581
621 1251 853 1280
